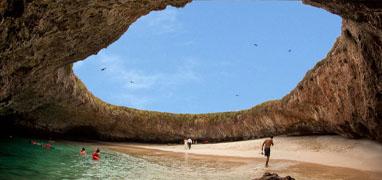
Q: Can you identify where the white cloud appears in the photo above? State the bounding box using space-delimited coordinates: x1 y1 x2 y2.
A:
112 94 152 110
139 7 183 35
85 51 202 109
180 40 195 46
73 59 85 70
160 57 202 87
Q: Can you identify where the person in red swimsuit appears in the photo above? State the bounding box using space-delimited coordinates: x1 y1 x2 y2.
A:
31 140 37 145
92 148 100 160
43 143 52 149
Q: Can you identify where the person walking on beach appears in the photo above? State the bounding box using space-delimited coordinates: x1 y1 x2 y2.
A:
184 139 188 150
187 138 192 150
261 136 274 167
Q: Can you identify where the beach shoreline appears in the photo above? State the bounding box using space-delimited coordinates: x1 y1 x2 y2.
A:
102 135 382 173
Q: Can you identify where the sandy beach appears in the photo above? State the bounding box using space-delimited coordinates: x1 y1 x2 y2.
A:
128 136 382 172
103 135 382 179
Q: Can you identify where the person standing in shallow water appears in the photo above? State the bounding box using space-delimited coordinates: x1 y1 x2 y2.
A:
92 148 100 160
80 147 86 156
261 136 274 167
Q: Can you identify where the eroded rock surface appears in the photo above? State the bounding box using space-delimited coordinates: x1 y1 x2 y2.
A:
0 0 381 142
253 172 295 180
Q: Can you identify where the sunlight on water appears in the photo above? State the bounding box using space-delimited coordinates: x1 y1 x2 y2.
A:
0 137 256 179
1 137 381 179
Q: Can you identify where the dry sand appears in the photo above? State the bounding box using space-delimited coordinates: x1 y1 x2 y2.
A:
102 135 382 179
108 136 382 172
129 136 382 172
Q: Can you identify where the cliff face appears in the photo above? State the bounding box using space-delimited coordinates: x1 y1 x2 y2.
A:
0 0 381 142
284 0 382 141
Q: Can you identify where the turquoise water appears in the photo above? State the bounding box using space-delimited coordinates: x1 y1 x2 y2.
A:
0 137 136 179
0 137 256 179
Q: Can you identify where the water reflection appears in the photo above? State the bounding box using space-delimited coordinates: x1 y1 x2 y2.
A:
1 138 381 180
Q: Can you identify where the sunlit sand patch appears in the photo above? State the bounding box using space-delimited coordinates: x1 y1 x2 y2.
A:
101 135 382 180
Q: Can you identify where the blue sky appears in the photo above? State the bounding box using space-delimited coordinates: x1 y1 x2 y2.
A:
74 1 341 114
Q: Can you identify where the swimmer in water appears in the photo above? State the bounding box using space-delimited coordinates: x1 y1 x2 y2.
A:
31 140 37 145
31 140 42 146
92 148 100 160
43 143 52 149
80 147 86 156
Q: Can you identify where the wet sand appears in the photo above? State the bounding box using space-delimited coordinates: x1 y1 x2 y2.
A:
102 136 382 180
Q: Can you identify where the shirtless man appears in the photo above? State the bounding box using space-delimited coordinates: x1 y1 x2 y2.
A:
261 136 274 167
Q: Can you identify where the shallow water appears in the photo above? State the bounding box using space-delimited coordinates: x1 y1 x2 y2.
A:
0 137 258 179
1 137 381 180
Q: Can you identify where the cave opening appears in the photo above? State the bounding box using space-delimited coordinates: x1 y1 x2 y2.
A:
73 1 340 114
